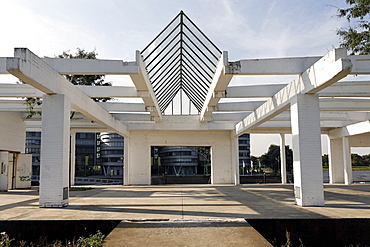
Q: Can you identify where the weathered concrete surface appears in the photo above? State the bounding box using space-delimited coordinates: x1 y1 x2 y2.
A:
103 219 271 247
2 184 370 220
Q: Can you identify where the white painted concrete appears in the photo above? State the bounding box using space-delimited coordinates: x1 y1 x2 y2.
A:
125 130 236 185
291 94 324 206
0 112 26 153
280 133 287 184
328 137 345 184
343 137 353 185
39 94 70 207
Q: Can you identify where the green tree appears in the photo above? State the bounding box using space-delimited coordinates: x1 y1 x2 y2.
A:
259 144 293 173
58 48 111 102
337 0 370 55
322 154 329 167
24 48 110 118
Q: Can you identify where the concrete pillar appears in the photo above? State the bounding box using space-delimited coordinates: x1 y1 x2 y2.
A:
328 137 345 184
290 94 324 206
69 130 76 186
343 137 353 185
124 134 130 185
39 94 70 208
232 134 240 185
280 133 287 184
126 131 151 185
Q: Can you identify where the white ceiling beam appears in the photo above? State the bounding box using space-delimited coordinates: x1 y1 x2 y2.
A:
348 55 370 74
216 101 266 111
329 120 370 139
200 51 233 121
76 85 138 98
6 48 129 137
227 56 321 75
0 83 139 98
1 57 138 75
126 115 235 130
226 84 286 98
319 98 370 111
129 51 162 122
111 113 152 121
319 81 370 97
98 102 146 112
235 48 352 136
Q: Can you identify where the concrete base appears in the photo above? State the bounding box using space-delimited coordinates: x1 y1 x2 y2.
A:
103 219 272 247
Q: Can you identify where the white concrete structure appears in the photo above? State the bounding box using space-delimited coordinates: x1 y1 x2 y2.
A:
1 12 370 207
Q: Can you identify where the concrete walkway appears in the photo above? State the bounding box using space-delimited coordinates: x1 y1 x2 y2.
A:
2 184 370 246
2 183 370 220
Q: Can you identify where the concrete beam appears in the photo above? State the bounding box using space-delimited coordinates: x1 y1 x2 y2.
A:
125 115 235 130
227 56 321 75
200 51 233 121
226 84 286 98
235 49 352 136
98 102 146 112
76 85 138 98
216 101 265 111
6 48 129 137
129 51 162 122
329 120 370 139
320 81 370 97
42 57 138 75
349 55 370 74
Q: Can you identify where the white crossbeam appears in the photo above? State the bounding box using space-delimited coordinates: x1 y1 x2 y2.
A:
329 120 370 139
216 101 266 111
349 55 370 74
98 102 146 112
129 51 162 122
235 48 352 136
6 48 129 137
200 51 233 121
227 56 321 75
226 84 286 98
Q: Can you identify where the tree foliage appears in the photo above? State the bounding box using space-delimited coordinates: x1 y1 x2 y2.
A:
59 48 111 102
259 144 293 173
337 0 370 55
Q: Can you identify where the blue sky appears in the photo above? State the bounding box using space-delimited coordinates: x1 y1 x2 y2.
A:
1 0 358 155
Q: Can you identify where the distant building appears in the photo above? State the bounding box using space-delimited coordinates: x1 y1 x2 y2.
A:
99 133 124 176
75 132 100 176
239 133 251 167
157 146 199 175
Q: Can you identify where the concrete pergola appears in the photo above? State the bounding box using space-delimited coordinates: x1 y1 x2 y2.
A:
1 12 370 208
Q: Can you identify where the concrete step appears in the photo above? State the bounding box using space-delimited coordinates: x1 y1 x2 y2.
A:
103 219 272 247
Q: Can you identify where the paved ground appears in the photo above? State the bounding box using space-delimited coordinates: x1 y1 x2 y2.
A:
1 183 370 220
2 184 370 246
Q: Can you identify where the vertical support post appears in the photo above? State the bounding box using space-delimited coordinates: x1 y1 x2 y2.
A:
69 130 76 187
232 133 240 185
291 94 324 206
343 137 353 185
328 137 345 184
280 133 287 184
124 134 129 185
39 94 70 208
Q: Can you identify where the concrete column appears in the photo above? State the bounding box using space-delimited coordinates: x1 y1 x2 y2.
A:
126 131 151 185
343 137 353 185
69 130 76 186
39 94 70 208
290 94 324 206
328 137 345 184
280 133 287 184
124 134 129 185
232 133 240 185
210 131 234 184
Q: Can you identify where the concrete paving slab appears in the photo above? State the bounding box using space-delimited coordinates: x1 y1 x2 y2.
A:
1 184 370 220
103 219 272 247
